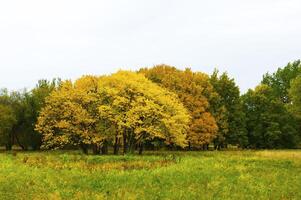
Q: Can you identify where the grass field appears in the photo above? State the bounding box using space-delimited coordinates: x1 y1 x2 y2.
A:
0 150 300 200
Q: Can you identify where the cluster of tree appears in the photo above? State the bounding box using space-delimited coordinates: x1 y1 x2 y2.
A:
35 72 190 154
0 61 300 154
0 80 60 150
242 60 301 148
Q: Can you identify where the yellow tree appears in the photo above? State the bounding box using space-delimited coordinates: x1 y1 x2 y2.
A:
98 71 190 154
36 72 189 154
140 65 218 149
36 76 105 154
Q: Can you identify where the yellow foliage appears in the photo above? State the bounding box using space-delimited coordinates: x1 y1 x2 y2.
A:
140 65 218 147
98 71 190 148
36 71 190 150
36 76 104 149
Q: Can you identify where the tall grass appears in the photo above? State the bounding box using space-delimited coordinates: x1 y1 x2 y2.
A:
0 150 300 199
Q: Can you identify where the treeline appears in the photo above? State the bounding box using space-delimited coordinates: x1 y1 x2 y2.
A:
0 61 300 154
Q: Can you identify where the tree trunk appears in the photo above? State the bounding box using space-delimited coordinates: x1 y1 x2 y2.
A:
81 144 89 154
32 145 41 151
101 141 108 155
92 144 100 155
123 130 128 154
5 132 13 151
139 143 144 155
14 134 27 151
5 144 12 151
188 142 191 151
169 144 175 151
128 135 135 154
114 137 120 155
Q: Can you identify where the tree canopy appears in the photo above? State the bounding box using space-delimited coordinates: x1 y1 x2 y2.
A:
210 70 248 148
140 65 218 149
262 60 301 103
36 71 190 154
289 75 301 119
1 61 300 153
242 84 299 148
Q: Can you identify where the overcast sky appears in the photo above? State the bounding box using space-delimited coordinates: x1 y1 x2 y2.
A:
0 0 300 93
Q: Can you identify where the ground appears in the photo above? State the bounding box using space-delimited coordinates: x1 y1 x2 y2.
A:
0 150 300 200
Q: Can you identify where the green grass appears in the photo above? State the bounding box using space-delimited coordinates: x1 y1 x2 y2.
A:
0 150 300 200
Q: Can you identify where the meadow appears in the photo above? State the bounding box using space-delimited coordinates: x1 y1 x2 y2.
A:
0 150 300 200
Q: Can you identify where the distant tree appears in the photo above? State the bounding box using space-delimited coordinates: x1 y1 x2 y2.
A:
140 65 218 149
242 84 299 148
22 79 60 150
210 70 248 148
0 89 16 150
289 75 301 118
0 105 16 150
3 90 28 150
261 60 301 147
3 79 60 151
262 60 301 103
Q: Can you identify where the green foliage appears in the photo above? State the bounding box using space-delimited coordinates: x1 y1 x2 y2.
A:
0 104 16 149
24 79 60 149
262 60 301 103
289 75 301 118
0 80 59 150
210 70 248 148
254 60 301 148
242 85 299 148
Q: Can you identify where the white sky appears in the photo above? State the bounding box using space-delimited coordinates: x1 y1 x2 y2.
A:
0 0 300 93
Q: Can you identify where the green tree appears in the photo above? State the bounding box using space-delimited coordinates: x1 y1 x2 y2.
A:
262 60 301 103
0 89 16 150
242 85 299 148
4 79 60 151
24 79 60 150
210 70 248 148
289 75 301 118
0 105 16 150
261 60 301 147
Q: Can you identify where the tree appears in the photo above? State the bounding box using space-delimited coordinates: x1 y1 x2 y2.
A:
36 72 189 154
210 70 248 148
3 79 60 151
36 76 104 154
242 84 299 148
0 89 16 150
0 105 16 150
262 60 301 103
140 65 218 149
98 71 190 154
261 60 301 147
24 79 60 150
9 90 31 150
289 75 301 118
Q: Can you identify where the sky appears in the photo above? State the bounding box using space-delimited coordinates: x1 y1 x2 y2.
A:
0 0 300 93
